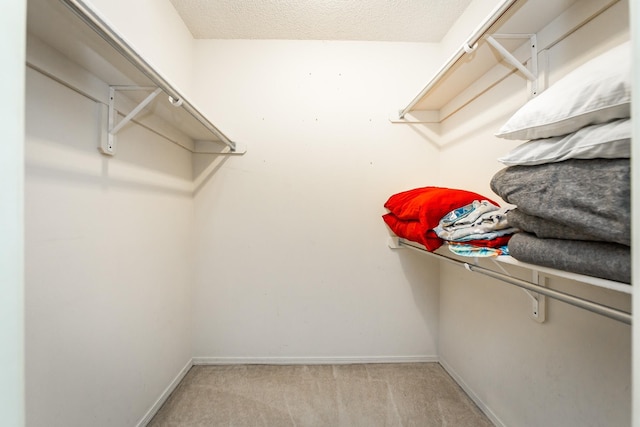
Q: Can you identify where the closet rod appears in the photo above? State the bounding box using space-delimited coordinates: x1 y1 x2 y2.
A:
60 0 239 152
398 0 517 119
396 239 632 325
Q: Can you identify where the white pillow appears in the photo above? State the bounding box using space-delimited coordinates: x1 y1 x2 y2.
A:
498 118 631 166
495 41 631 140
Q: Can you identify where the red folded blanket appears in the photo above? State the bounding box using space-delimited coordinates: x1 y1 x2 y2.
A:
382 186 499 251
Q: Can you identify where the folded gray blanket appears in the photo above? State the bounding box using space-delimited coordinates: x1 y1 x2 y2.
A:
507 209 611 243
508 233 630 284
491 159 630 246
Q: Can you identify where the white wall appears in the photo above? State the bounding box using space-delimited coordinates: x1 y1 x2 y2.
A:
1 1 26 426
24 63 194 427
190 40 443 361
437 2 632 426
84 0 195 98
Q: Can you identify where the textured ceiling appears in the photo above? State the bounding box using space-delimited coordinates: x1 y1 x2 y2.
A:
169 0 473 42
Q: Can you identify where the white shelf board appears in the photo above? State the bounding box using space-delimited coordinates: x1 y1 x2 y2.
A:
391 237 631 295
492 255 631 294
26 0 234 148
406 0 618 116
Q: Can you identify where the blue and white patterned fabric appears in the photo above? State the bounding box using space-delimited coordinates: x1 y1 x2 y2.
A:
447 243 510 258
434 200 518 242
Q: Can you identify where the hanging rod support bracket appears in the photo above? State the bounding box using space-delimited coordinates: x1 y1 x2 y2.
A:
490 256 546 322
486 34 538 96
524 271 547 323
99 85 162 156
463 41 478 54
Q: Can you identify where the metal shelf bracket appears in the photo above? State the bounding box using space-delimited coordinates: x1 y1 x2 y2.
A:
489 257 546 323
99 85 162 156
486 34 538 96
525 271 547 323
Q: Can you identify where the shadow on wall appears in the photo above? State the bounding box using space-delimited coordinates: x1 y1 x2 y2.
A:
438 74 529 149
192 142 232 196
25 70 236 198
393 245 441 341
404 122 441 148
439 113 515 151
26 68 196 185
25 159 194 199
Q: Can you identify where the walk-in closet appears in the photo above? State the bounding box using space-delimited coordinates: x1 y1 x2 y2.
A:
2 0 637 425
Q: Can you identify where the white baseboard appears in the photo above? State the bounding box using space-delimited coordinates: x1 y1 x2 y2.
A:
438 358 505 427
192 355 439 365
136 358 193 427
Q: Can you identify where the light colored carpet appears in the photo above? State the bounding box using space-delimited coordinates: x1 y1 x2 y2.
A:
148 363 493 426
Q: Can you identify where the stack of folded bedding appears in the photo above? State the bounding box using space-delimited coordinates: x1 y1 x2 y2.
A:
491 40 631 283
382 187 517 256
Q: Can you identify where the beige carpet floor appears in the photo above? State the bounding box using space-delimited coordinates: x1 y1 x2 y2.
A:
148 362 493 426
